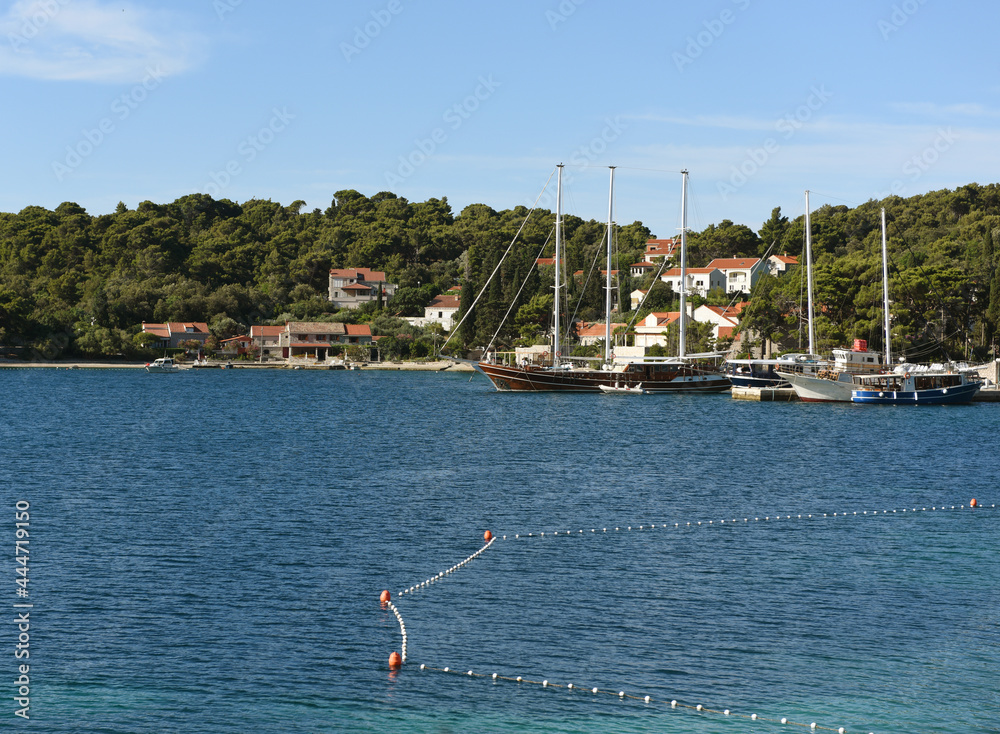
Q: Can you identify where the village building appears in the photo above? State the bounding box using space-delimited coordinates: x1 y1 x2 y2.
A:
250 325 284 361
278 321 373 361
576 321 626 347
630 289 648 310
633 312 680 349
141 322 210 349
659 267 725 297
693 304 742 343
403 293 462 330
643 238 678 263
328 268 397 309
422 294 461 330
767 254 799 275
707 257 768 294
629 261 656 277
220 334 252 356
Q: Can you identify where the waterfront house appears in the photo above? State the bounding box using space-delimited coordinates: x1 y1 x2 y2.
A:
278 322 374 361
141 322 210 349
328 268 397 308
250 325 284 361
220 334 251 356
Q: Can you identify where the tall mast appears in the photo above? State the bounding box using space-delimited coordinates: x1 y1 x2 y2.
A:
804 190 816 356
553 164 563 368
604 166 615 364
881 207 891 366
679 170 688 359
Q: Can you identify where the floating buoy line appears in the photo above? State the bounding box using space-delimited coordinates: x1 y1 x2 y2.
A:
378 500 992 733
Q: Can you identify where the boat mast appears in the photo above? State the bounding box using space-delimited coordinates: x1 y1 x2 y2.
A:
553 164 563 368
679 169 688 359
881 207 891 365
804 190 816 355
604 166 615 364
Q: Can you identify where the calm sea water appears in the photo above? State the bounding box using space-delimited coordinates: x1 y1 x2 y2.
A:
1 367 997 733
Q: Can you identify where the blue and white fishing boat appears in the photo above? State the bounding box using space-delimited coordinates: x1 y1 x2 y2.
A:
779 202 978 404
850 365 981 404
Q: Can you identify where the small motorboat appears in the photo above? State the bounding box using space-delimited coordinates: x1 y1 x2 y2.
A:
598 382 646 395
145 357 181 373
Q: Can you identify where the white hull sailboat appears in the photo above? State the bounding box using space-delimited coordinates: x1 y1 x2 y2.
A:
779 203 980 404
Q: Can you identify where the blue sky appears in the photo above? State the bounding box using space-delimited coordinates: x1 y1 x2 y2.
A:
2 0 999 238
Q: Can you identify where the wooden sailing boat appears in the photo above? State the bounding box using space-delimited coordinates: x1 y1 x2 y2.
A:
476 167 729 393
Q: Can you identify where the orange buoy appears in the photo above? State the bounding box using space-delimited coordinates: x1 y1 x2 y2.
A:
388 651 402 669
484 530 493 542
970 498 978 508
380 589 391 604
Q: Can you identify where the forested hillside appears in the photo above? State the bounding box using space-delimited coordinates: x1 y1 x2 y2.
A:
1 184 999 362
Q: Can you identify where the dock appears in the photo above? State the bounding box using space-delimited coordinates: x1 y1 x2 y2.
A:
731 386 799 402
973 387 1000 402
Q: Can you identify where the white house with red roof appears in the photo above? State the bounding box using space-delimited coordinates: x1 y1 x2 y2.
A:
141 322 210 349
576 321 626 346
633 312 680 348
767 254 799 275
693 304 741 343
659 267 725 297
328 268 397 308
629 261 656 277
644 238 678 263
707 257 767 294
629 238 678 278
422 294 461 330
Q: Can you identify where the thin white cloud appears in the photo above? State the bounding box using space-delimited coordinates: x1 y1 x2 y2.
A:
888 101 992 117
0 0 207 82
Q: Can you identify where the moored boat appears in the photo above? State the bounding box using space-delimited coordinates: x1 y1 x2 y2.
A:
475 167 728 393
851 365 980 404
598 381 646 395
145 357 180 373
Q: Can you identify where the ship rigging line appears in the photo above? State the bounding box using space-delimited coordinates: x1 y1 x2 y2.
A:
485 234 552 355
440 168 556 357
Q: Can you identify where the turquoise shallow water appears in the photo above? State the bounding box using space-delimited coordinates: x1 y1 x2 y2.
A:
1 368 997 733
